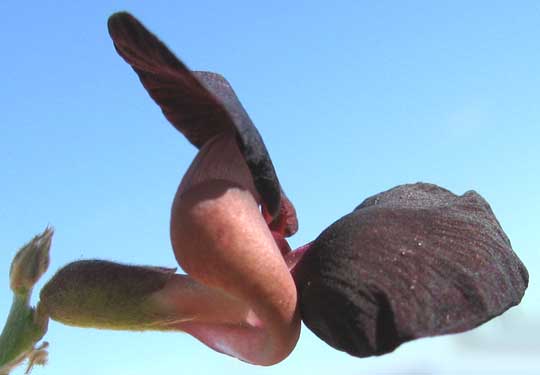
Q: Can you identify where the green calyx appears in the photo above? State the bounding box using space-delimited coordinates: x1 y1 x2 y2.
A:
39 260 178 331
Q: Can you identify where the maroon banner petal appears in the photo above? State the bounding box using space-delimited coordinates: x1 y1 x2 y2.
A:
107 12 296 226
107 13 229 148
293 183 528 357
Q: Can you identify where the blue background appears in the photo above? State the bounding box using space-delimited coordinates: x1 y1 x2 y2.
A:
1 1 538 374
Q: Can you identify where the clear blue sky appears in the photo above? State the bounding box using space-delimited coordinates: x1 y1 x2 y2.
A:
1 1 538 374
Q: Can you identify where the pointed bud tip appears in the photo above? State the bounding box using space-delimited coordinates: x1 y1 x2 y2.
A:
10 227 54 294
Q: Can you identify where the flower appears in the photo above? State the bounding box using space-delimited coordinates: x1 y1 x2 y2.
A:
40 11 528 367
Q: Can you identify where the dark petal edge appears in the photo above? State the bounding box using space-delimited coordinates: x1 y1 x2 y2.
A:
293 182 528 357
193 72 289 227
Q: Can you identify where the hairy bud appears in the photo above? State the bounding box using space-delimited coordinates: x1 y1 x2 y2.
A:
9 227 53 295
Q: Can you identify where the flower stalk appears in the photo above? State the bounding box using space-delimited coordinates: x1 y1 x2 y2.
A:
0 228 52 374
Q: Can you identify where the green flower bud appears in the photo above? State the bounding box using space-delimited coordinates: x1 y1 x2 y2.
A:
1 229 52 374
10 227 53 295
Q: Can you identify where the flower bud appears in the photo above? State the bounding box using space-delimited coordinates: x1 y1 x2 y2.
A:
9 227 53 295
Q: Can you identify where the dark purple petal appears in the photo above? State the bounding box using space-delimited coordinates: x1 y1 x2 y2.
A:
107 12 296 227
107 13 228 147
293 183 528 357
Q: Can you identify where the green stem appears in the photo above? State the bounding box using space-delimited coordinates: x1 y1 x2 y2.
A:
1 228 52 374
0 293 47 372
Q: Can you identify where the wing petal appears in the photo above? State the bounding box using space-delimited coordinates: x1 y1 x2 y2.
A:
294 183 528 357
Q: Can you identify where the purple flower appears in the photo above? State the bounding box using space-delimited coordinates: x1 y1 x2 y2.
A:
41 11 528 367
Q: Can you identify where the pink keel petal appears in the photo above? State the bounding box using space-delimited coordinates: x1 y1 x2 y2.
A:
170 133 300 365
